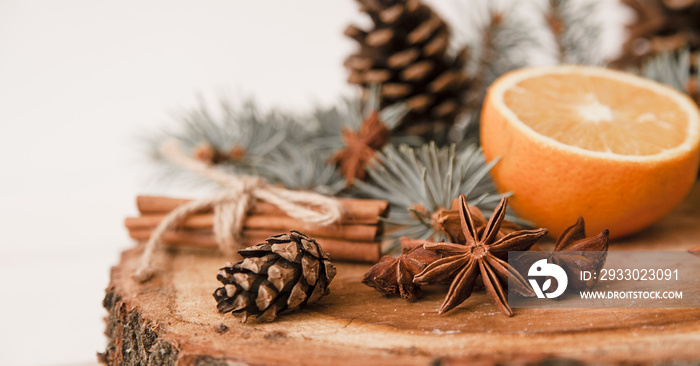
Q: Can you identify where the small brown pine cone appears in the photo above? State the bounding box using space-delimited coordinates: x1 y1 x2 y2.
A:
213 231 336 322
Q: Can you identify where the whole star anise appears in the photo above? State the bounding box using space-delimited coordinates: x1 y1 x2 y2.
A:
433 198 522 244
413 195 548 316
362 237 442 300
331 111 391 185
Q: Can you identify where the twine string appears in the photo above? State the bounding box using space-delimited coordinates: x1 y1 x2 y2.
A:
133 140 344 282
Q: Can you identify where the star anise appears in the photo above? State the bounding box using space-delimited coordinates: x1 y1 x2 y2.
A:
413 195 548 316
690 244 700 257
362 237 442 300
331 111 391 185
433 199 522 244
511 217 609 295
551 217 609 292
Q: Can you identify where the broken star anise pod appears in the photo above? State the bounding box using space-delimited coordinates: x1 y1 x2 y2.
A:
362 237 442 300
413 195 548 316
551 217 609 292
331 110 391 185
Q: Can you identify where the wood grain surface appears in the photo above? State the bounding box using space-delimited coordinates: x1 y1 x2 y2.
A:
102 184 700 365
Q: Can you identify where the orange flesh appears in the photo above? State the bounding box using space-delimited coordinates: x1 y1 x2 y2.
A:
503 74 688 156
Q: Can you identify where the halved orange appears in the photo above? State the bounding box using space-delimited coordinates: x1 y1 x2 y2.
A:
481 65 700 239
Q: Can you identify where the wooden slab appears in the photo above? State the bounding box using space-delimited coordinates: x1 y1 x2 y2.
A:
101 184 700 365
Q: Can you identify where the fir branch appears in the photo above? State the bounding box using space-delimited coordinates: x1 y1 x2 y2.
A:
614 0 700 68
639 47 700 105
254 143 347 196
159 99 299 169
465 12 502 112
694 50 700 104
308 97 365 151
544 0 603 65
449 2 539 142
309 85 412 151
472 6 538 94
308 85 424 185
354 142 518 252
147 92 415 196
148 98 343 193
546 0 567 64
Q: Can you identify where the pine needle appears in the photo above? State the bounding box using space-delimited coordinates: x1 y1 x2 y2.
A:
355 142 520 253
640 48 696 96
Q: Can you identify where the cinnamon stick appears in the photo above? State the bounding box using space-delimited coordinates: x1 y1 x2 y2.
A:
129 229 218 247
124 214 380 241
136 196 191 213
246 230 380 262
128 229 381 262
127 195 388 263
135 195 389 224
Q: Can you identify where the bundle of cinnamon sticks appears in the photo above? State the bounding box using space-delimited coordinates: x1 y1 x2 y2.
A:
124 195 389 262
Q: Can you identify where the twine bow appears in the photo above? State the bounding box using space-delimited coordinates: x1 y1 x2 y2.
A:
133 139 344 282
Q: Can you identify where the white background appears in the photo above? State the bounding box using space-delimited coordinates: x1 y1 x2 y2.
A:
0 1 624 365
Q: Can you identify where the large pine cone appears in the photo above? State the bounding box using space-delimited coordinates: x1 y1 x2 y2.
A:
615 0 700 67
213 231 336 322
344 0 470 131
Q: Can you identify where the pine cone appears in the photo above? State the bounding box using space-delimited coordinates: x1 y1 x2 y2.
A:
615 0 700 66
213 231 336 322
344 0 470 131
